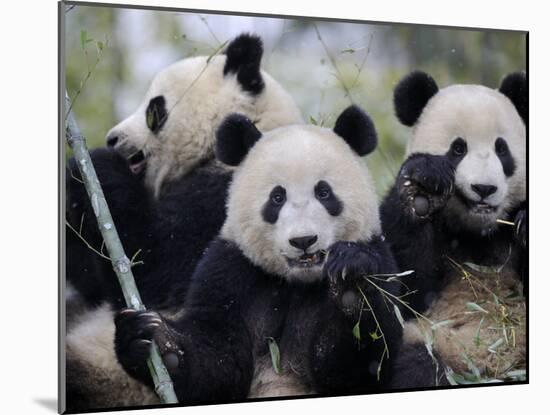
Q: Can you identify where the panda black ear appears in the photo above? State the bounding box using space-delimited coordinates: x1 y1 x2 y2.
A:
499 72 527 124
394 71 439 126
215 114 262 166
223 33 265 95
333 105 378 156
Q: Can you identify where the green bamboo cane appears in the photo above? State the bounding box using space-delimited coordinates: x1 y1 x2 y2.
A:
64 91 179 404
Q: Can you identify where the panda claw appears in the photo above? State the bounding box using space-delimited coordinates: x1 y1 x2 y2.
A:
139 312 160 319
119 308 137 315
137 313 162 323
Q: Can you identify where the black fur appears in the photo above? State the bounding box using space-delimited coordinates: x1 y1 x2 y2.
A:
446 137 468 167
262 185 286 224
66 150 232 411
381 152 526 316
389 343 448 389
381 153 526 388
499 72 527 124
495 137 517 177
224 33 265 95
393 71 439 126
333 105 377 156
514 204 527 249
314 180 343 216
215 114 262 166
66 148 150 309
145 95 168 134
66 148 231 311
115 236 403 403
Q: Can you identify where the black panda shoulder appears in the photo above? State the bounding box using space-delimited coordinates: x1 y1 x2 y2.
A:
184 238 265 307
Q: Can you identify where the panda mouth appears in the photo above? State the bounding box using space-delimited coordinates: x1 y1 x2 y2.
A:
127 150 146 174
286 250 326 268
456 191 497 214
471 203 497 214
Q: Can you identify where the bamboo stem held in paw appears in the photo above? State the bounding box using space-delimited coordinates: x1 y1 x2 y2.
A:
64 91 179 404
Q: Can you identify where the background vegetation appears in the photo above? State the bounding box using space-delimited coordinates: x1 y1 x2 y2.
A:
64 4 526 196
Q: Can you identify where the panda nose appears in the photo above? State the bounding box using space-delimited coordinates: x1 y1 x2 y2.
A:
471 184 497 199
289 235 318 251
106 133 119 147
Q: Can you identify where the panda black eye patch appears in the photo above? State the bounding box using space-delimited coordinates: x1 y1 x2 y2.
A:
446 137 468 165
314 180 343 216
262 185 286 224
145 95 168 134
495 137 516 177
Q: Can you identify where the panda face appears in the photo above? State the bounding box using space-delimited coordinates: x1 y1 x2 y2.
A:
105 35 302 197
221 125 381 282
408 84 526 232
261 178 342 279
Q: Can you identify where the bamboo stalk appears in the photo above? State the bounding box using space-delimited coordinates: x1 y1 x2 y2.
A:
64 91 179 404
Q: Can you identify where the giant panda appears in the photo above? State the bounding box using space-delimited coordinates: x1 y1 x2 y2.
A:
112 105 403 405
65 33 303 411
380 71 527 388
66 33 302 311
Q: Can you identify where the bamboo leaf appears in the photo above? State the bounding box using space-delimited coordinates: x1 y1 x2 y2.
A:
504 369 526 379
352 321 361 340
466 302 489 313
423 330 434 359
488 338 504 353
80 29 87 49
386 270 415 281
146 106 155 130
431 319 454 330
393 270 415 277
445 370 459 386
267 337 282 375
463 262 502 274
473 317 485 347
462 353 481 379
393 304 405 328
370 331 382 340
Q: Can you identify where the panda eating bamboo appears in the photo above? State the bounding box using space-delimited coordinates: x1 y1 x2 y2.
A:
113 105 404 404
381 71 527 388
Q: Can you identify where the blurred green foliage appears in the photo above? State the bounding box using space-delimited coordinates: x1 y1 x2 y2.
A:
64 4 526 196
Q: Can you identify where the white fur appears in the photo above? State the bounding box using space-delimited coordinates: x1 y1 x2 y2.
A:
249 356 313 398
221 124 381 282
407 84 526 231
66 303 160 408
107 55 303 197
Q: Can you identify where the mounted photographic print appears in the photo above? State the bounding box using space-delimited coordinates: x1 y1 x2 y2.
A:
59 1 528 413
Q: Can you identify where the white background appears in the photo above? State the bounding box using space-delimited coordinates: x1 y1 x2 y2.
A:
0 0 545 413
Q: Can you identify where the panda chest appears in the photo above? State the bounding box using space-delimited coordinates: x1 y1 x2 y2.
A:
246 285 321 398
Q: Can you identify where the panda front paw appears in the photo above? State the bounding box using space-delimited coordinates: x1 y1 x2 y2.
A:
514 209 527 249
324 241 382 317
398 153 455 219
114 309 183 376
